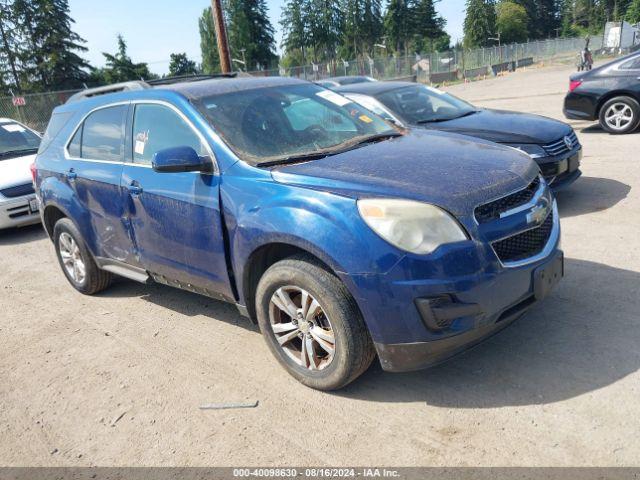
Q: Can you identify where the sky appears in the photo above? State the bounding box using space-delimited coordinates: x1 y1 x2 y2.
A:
67 0 467 74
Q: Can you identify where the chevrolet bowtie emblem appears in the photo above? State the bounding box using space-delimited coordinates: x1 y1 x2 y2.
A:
527 199 551 225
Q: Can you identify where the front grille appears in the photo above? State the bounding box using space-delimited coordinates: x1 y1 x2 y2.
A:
492 210 554 263
542 131 579 156
475 177 540 224
1 183 35 198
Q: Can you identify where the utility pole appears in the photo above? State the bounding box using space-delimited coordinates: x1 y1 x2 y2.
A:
210 0 232 73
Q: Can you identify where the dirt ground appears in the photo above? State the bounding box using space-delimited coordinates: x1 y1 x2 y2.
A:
1 61 639 467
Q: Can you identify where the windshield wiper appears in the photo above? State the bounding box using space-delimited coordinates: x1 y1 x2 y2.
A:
259 132 402 167
348 131 402 148
0 148 38 158
259 151 335 168
416 110 478 124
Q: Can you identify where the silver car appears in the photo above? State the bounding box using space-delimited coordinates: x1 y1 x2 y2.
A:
0 118 41 230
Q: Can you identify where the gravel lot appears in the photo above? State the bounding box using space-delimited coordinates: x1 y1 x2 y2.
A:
1 61 638 467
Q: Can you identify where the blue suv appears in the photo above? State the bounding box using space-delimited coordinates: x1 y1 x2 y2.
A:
34 76 563 390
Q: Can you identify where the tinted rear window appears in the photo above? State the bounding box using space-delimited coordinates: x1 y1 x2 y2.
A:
78 105 126 162
38 112 71 154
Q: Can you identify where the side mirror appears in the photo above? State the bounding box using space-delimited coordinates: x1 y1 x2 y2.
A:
152 146 212 173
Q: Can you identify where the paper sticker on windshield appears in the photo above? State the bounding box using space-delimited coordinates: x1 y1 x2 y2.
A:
316 90 351 107
2 124 26 133
359 115 373 124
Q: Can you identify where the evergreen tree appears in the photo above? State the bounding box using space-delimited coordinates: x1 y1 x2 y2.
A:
463 0 497 48
101 35 154 83
281 0 308 63
0 0 23 92
343 0 384 57
627 0 640 22
199 6 221 74
12 0 90 90
410 0 449 52
511 0 558 38
227 0 277 70
168 53 198 76
306 0 343 61
384 0 412 53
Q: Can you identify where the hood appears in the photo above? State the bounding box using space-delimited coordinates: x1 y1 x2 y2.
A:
271 129 538 217
0 153 36 190
420 109 572 144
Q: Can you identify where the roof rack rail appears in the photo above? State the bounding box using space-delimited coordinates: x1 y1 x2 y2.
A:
66 81 151 103
146 73 238 86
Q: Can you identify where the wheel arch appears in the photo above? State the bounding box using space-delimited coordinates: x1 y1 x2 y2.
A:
596 91 640 118
241 241 349 322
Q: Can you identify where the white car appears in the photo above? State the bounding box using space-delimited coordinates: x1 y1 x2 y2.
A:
0 118 41 230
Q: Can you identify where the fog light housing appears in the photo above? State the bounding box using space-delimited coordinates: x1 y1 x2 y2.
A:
415 296 483 331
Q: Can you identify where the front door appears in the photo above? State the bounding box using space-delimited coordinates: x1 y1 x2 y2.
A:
120 102 234 300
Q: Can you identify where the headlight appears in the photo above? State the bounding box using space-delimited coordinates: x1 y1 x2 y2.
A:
506 144 547 159
357 199 468 255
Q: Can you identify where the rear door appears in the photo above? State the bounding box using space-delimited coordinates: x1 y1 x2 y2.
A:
120 102 234 300
65 104 135 263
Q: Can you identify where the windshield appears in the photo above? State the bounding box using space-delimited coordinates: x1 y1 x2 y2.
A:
377 85 477 124
195 83 398 165
0 122 41 159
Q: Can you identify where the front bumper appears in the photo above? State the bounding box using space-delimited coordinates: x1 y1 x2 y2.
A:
537 148 582 191
344 189 563 373
0 195 41 230
370 249 563 372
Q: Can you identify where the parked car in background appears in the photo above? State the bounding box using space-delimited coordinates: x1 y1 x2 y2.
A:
564 51 640 134
0 118 41 230
336 81 583 190
35 77 563 390
316 75 376 89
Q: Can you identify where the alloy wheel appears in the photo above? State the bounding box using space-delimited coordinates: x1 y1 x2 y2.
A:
268 286 336 371
58 232 86 284
604 103 635 131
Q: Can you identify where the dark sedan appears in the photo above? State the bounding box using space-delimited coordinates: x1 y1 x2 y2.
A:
564 51 640 134
336 81 582 190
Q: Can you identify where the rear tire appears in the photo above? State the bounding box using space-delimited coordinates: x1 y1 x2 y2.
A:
53 218 112 295
599 96 640 134
255 255 375 391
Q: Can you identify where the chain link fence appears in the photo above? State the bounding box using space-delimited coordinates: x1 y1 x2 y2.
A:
0 89 79 133
253 36 604 83
0 36 605 133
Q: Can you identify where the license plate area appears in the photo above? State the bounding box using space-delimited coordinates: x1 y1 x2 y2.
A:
534 252 564 301
29 198 39 213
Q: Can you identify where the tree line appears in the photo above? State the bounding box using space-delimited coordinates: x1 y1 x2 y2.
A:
464 0 640 48
2 0 639 95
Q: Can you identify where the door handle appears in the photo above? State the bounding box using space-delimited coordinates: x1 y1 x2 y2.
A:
128 181 143 196
66 168 77 180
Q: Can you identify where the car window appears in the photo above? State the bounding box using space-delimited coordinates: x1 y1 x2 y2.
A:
68 126 82 157
283 98 358 134
79 105 126 162
0 121 40 159
132 104 208 165
38 112 70 154
195 83 396 164
620 57 640 70
345 94 399 124
378 85 476 124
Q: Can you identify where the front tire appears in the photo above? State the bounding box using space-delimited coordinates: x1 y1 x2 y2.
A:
53 218 112 295
255 256 375 391
599 96 640 134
